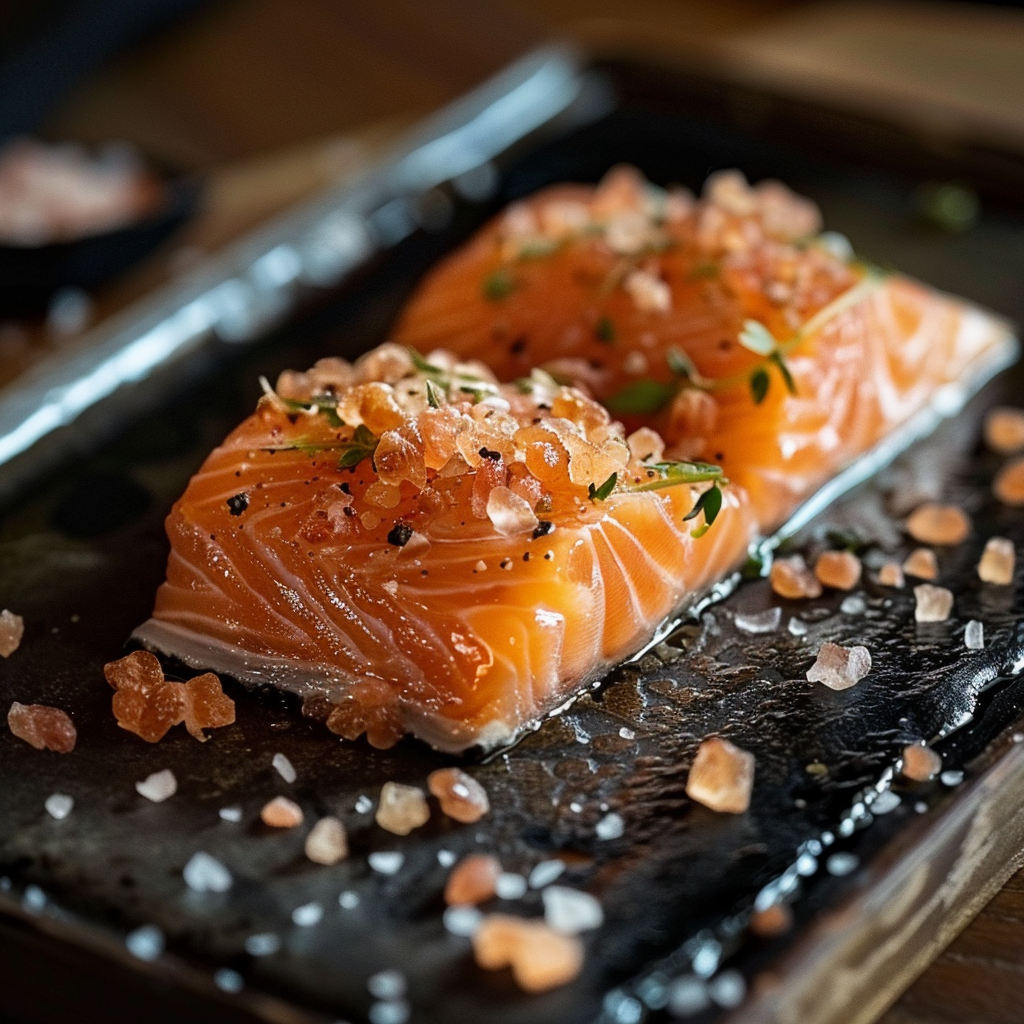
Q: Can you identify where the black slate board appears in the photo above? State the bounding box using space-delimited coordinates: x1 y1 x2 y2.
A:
2 58 1024 1024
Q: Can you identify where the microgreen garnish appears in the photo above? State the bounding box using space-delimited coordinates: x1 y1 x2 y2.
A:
408 349 445 376
666 346 697 379
259 376 345 426
595 316 616 343
605 379 677 416
683 481 723 537
588 473 618 502
632 461 724 493
750 366 770 405
738 320 798 403
769 350 796 395
738 319 777 356
338 424 378 469
425 379 444 408
688 261 719 280
482 269 515 301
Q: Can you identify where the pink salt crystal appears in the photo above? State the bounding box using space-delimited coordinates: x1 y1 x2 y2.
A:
375 782 430 835
0 609 24 658
769 556 823 600
902 744 942 782
7 702 76 753
984 407 1024 454
685 736 755 814
445 854 501 906
806 642 872 691
260 796 303 828
623 269 671 313
305 816 348 865
905 504 971 546
878 562 905 588
994 458 1024 506
427 767 490 823
472 915 584 993
814 551 862 590
181 673 235 741
978 537 1015 585
913 584 953 623
486 486 539 537
902 548 938 580
750 903 793 938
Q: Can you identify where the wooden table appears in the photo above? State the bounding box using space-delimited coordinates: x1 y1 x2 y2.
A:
13 1 1024 1020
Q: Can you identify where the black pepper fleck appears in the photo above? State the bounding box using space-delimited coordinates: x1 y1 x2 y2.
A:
479 447 501 461
532 520 554 539
227 493 249 516
387 523 414 547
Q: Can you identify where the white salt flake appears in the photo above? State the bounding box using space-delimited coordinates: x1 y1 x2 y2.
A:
437 849 457 868
542 886 604 934
941 770 965 786
528 859 566 889
839 595 866 615
305 816 348 865
444 904 483 936
871 790 901 815
618 726 636 740
368 851 405 875
965 620 984 650
214 968 244 993
825 852 859 876
272 752 296 783
45 793 74 820
23 885 46 911
367 969 406 1001
339 890 360 909
787 617 808 637
914 583 953 623
596 812 625 840
708 970 746 1009
135 769 177 803
369 1001 410 1024
733 607 782 634
291 902 323 927
244 933 281 956
355 795 374 814
806 642 871 690
183 852 232 893
495 873 528 900
667 976 710 1016
219 806 242 822
125 924 164 961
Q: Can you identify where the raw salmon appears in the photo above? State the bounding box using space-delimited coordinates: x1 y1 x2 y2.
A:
392 168 1015 529
135 347 757 752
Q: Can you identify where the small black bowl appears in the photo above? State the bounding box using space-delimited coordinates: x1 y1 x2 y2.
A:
0 174 201 316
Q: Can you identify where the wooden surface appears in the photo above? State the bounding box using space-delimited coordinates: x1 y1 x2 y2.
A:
8 1 1024 1021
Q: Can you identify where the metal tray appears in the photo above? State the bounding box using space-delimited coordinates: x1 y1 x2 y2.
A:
2 49 1024 1024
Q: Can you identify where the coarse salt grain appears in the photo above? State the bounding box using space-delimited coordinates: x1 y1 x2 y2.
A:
305 816 348 864
871 790 901 815
219 806 242 822
839 595 866 615
445 854 501 906
472 914 584 993
984 406 1024 453
623 269 671 313
44 793 74 820
814 551 862 590
595 811 624 839
437 849 457 868
542 886 604 934
749 903 792 937
994 458 1024 506
902 744 942 781
903 548 938 580
339 890 360 909
787 617 807 636
271 752 296 783
355 794 373 814
978 537 1015 585
444 904 483 936
291 901 323 927
686 736 755 814
941 770 965 786
486 486 538 537
245 933 281 956
905 504 970 546
427 768 490 823
0 609 24 657
376 782 430 835
368 851 404 875
135 769 177 803
7 702 76 752
826 853 859 876
125 923 164 961
261 796 303 828
708 970 746 1009
369 1001 410 1024
806 642 871 691
367 969 406 1001
214 968 244 993
733 607 782 634
878 562 905 588
183 851 232 893
965 620 985 650
769 556 822 600
528 859 566 889
914 584 953 623
495 872 528 900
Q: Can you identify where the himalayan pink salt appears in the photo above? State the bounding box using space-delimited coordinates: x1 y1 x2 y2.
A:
814 551 862 590
902 548 938 580
902 744 942 781
305 816 348 865
427 767 490 823
994 458 1024 506
445 854 501 906
376 782 430 835
984 407 1024 453
260 796 303 828
749 903 793 938
685 736 755 814
806 642 872 691
878 562 905 588
905 504 970 546
486 486 538 537
7 702 76 752
770 556 823 600
0 609 25 657
181 673 235 741
472 914 584 993
914 584 953 623
978 537 1015 585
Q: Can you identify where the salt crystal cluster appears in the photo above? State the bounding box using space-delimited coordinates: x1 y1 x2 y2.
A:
376 782 430 835
769 556 822 600
0 609 25 657
135 769 177 803
427 768 490 823
444 854 501 906
806 642 871 691
902 744 942 781
902 548 938 580
261 796 303 828
978 537 1015 585
685 736 755 814
472 914 584 993
913 584 953 623
7 702 76 752
984 407 1024 453
305 816 348 864
905 503 970 546
814 551 862 590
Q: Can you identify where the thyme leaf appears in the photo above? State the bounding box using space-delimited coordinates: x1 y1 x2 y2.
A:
605 379 677 416
633 461 723 493
770 350 797 395
683 481 723 535
588 472 618 502
425 379 444 408
666 346 697 379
